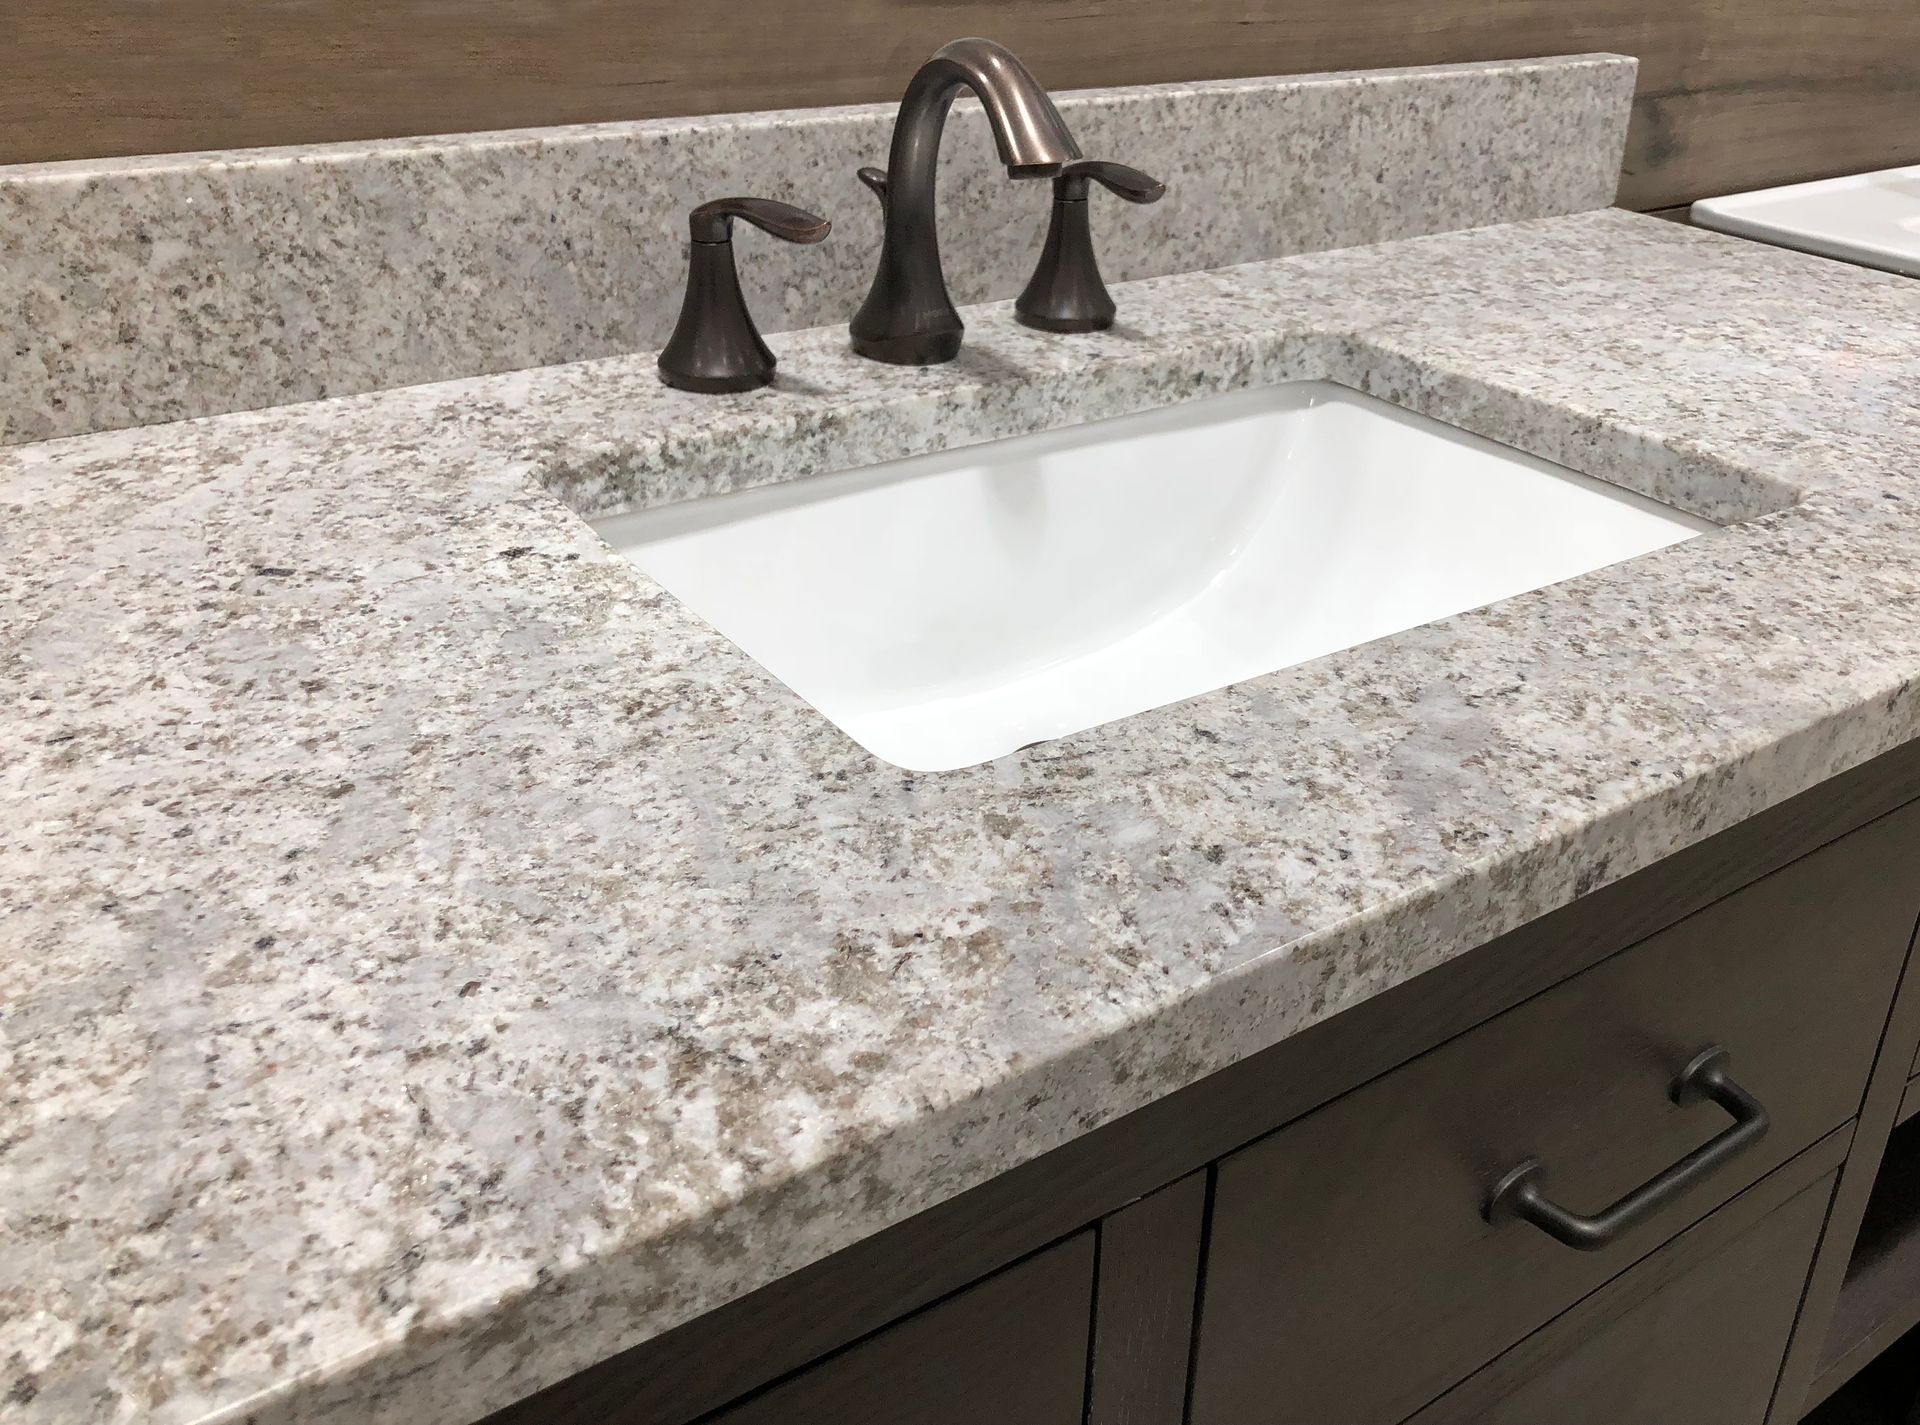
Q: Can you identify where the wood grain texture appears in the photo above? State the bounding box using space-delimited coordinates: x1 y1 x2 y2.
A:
697 1231 1095 1425
1767 901 1920 1422
1086 1172 1210 1425
1410 1145 1843 1425
1810 1120 1920 1407
4 1 1916 209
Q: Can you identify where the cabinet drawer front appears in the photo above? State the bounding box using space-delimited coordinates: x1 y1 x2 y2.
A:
1190 803 1920 1425
1409 1154 1838 1425
703 1231 1094 1425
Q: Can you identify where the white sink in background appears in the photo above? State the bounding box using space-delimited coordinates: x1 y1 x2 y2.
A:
1691 165 1920 277
593 382 1715 771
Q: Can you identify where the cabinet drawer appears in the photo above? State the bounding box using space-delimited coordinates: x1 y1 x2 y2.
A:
1408 1150 1838 1425
702 1231 1094 1425
1190 803 1919 1425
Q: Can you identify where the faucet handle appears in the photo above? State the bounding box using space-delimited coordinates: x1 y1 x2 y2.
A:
658 196 832 394
855 166 889 213
1054 159 1165 205
688 196 832 246
1015 159 1165 334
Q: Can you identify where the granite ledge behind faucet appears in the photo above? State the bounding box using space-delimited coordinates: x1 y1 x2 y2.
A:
0 54 1634 445
7 209 1920 1425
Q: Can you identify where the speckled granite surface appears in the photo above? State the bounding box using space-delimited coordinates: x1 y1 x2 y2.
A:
0 54 1633 445
7 208 1920 1425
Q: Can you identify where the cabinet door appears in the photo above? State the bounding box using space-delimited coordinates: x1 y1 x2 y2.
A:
1409 1162 1837 1425
702 1231 1094 1425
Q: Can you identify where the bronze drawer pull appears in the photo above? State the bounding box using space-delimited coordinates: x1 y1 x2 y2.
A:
1483 1045 1770 1251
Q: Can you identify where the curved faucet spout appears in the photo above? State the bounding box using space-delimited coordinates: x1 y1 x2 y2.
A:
850 38 1082 365
930 38 1081 173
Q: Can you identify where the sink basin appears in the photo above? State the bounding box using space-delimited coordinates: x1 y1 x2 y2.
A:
1691 165 1920 277
592 381 1714 771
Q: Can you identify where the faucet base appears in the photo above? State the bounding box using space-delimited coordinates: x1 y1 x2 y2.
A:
849 327 965 365
1013 309 1112 335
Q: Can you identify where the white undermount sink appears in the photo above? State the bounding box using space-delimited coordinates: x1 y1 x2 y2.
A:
593 382 1715 771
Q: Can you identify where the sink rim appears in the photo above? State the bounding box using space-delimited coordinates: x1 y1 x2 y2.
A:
590 379 1721 771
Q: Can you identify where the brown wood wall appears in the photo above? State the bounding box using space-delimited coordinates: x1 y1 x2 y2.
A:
5 2 1917 210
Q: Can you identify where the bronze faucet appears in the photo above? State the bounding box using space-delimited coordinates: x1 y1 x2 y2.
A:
849 38 1081 365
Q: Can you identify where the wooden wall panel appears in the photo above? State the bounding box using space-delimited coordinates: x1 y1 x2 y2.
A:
3 1 1917 209
1627 0 1920 204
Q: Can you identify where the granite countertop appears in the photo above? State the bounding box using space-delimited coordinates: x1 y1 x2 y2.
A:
7 207 1920 1425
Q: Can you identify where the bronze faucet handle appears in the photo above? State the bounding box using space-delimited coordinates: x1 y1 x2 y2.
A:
1015 160 1167 335
659 196 832 394
1054 160 1165 205
855 166 889 214
688 196 831 246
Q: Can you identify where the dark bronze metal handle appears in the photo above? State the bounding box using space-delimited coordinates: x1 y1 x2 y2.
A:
659 195 830 394
688 196 831 245
1054 159 1165 204
1013 157 1165 334
1482 1046 1769 1252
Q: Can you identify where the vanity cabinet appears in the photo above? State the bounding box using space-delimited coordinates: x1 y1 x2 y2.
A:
1188 810 1915 1424
486 743 1920 1425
